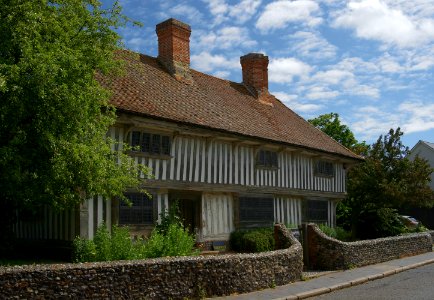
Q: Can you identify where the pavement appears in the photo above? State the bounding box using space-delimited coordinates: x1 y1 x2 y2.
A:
210 251 434 300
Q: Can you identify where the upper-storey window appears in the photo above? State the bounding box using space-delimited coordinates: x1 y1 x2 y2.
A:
314 160 334 177
130 131 171 156
256 150 278 168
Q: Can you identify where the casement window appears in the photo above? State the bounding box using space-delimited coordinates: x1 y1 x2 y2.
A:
314 160 334 177
256 150 278 168
130 131 171 156
119 193 153 225
304 200 328 223
239 196 274 228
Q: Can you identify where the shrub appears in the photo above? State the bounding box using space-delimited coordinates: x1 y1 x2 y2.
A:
318 224 352 241
229 229 247 252
155 201 183 235
230 227 274 253
93 224 112 261
72 203 197 262
110 225 134 260
357 208 405 239
72 237 96 262
143 223 197 258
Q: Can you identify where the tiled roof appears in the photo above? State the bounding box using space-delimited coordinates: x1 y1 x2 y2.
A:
99 50 361 161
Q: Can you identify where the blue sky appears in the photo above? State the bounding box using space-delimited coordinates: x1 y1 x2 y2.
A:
104 0 434 148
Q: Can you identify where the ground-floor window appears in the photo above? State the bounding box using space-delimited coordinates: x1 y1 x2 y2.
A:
303 199 328 224
119 193 154 225
239 195 274 228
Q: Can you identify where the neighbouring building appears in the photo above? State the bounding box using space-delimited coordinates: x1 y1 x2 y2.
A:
408 140 434 191
403 140 434 228
14 18 362 247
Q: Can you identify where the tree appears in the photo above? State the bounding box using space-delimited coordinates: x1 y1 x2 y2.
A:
344 128 434 238
308 113 369 155
0 0 144 252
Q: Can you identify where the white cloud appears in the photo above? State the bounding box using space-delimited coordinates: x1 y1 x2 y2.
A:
213 70 231 78
228 0 262 24
305 86 340 100
333 0 434 48
350 99 434 142
312 69 354 85
169 4 204 22
256 0 322 31
289 31 337 59
274 91 323 112
269 57 312 83
191 51 239 72
203 0 261 25
398 101 434 134
195 26 257 51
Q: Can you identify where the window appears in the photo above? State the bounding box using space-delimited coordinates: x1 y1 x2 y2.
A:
130 131 171 156
314 160 334 177
304 200 328 223
239 196 274 228
119 193 153 225
256 150 278 168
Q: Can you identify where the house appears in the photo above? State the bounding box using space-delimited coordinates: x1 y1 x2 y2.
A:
408 141 434 191
13 18 361 247
403 140 434 228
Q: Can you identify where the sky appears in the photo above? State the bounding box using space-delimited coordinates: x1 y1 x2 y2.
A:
103 0 434 148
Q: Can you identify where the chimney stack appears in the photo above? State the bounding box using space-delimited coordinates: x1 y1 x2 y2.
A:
240 53 269 98
156 18 192 83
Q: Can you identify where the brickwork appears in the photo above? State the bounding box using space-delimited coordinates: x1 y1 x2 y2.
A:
156 18 192 82
0 225 302 299
307 223 433 270
240 53 269 96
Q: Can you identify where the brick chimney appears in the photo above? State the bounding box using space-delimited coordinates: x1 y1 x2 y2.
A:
156 18 193 83
240 53 269 98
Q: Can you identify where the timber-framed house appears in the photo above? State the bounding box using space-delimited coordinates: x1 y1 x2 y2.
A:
14 18 362 246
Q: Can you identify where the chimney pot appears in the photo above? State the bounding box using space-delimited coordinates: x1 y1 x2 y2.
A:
156 18 192 82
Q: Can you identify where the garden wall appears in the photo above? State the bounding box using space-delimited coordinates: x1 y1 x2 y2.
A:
0 224 302 299
306 223 433 270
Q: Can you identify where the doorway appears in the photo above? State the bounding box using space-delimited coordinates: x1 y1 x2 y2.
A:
169 191 201 235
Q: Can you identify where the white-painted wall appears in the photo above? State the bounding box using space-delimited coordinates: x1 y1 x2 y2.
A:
109 126 347 193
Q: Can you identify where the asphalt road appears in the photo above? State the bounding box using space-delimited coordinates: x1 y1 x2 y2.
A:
312 263 434 300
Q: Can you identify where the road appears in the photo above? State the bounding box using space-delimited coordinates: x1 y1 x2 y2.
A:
313 263 434 300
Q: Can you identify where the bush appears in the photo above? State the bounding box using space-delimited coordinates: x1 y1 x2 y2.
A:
93 225 112 261
357 208 405 239
72 237 96 262
72 203 197 262
230 227 274 253
143 223 197 258
110 225 134 260
318 224 352 241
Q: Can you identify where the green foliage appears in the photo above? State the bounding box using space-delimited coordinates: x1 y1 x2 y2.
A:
93 224 112 261
230 227 274 253
143 223 197 258
345 128 434 238
155 201 183 235
110 225 134 260
0 0 145 251
73 218 197 262
308 113 369 155
357 208 406 239
72 237 96 263
318 224 353 241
